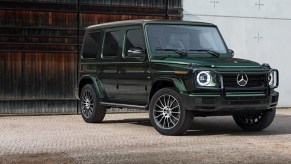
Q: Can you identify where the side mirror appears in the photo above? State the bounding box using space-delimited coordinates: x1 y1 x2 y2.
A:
228 49 234 57
127 47 146 58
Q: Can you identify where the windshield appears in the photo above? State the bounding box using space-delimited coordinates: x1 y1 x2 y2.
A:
146 25 228 55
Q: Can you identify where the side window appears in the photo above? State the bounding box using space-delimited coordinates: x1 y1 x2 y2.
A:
82 32 100 58
103 30 120 58
124 29 145 57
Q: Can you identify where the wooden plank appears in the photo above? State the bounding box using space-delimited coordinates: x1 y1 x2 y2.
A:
0 10 78 29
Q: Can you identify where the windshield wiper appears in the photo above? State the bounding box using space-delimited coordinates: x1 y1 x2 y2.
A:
155 48 188 57
188 49 220 58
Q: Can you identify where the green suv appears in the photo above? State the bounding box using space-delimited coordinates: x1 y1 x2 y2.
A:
75 20 279 135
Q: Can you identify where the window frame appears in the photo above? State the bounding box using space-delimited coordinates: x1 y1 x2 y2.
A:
122 26 146 59
81 31 101 59
145 24 229 56
101 28 122 59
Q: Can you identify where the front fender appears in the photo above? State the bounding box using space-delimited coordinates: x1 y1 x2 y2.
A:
153 76 187 93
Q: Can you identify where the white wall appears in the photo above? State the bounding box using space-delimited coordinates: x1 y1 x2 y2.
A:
183 0 291 107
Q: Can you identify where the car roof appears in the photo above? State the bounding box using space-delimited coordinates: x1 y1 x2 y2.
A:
86 19 216 31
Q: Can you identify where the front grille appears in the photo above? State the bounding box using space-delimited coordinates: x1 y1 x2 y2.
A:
223 74 267 88
222 73 268 94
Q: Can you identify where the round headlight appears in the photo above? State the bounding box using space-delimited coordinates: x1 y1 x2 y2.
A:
268 72 274 86
197 71 211 86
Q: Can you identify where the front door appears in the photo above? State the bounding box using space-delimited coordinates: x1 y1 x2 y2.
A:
116 27 148 105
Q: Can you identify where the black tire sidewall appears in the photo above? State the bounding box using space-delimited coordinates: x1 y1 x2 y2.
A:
80 84 106 123
149 88 192 135
233 108 276 131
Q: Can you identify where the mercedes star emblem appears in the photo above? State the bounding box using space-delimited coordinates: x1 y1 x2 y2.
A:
237 74 248 86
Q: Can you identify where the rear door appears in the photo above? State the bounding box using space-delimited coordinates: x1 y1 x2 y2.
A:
97 28 122 102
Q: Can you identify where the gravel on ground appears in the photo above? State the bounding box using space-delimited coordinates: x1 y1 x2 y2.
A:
1 109 291 164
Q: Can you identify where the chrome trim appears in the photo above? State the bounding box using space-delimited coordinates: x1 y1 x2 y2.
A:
220 76 224 89
237 74 248 87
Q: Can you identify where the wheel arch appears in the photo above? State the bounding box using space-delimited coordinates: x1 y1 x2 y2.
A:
78 75 106 99
149 77 187 104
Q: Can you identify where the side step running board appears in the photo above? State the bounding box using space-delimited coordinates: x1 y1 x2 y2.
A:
100 102 147 109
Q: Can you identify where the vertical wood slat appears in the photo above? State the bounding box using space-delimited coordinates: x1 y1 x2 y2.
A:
0 0 182 114
0 53 77 100
0 100 77 115
0 52 23 99
21 53 77 99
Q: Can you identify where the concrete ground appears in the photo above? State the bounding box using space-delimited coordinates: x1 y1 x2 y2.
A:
0 109 291 164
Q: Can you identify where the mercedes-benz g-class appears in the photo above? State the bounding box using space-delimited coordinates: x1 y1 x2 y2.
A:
75 20 279 135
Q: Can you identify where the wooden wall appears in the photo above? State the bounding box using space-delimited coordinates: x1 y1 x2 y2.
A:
0 0 182 114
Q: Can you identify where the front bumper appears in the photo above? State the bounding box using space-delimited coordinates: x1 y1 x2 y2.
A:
182 91 279 111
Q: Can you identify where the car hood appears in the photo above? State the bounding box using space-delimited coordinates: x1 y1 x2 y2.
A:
151 57 262 68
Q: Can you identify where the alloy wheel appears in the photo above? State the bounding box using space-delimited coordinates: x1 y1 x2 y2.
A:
81 90 94 118
153 94 181 129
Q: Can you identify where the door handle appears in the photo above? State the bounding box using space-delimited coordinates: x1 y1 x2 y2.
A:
120 70 126 74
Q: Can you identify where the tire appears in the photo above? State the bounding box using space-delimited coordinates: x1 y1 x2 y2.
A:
149 88 193 136
233 108 276 131
80 84 106 123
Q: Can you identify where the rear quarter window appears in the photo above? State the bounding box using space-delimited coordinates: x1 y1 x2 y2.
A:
82 32 101 59
102 30 121 58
